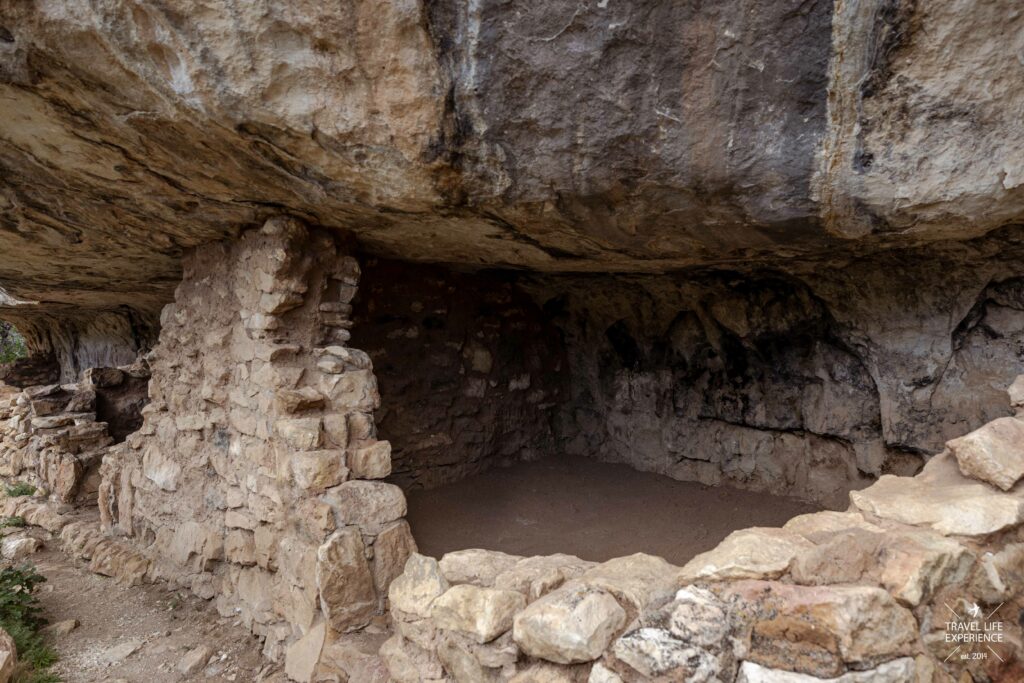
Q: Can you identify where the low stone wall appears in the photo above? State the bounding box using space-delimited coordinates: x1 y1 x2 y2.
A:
0 363 147 503
96 218 416 666
380 393 1024 682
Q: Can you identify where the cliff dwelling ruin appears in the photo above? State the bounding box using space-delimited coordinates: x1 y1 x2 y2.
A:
0 0 1023 682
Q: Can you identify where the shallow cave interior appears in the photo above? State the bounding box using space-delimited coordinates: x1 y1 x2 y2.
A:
348 237 1024 566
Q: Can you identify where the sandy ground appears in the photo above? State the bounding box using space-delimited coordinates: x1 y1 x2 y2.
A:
406 455 820 565
31 548 285 683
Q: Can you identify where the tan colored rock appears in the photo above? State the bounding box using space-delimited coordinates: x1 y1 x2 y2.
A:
509 663 581 682
782 510 883 538
1 536 40 561
580 553 677 614
316 529 376 632
324 480 406 534
290 449 347 491
791 528 973 606
389 553 450 619
850 451 1024 536
948 416 1024 490
736 657 917 682
1008 375 1024 415
667 586 730 648
0 627 15 683
177 645 214 676
348 440 392 479
440 549 523 587
430 584 526 644
722 581 918 677
285 621 326 683
588 663 623 683
968 543 1024 603
372 520 417 595
513 583 627 664
678 527 813 583
276 417 323 450
141 444 181 491
495 554 595 601
276 387 325 414
43 619 79 637
379 635 445 683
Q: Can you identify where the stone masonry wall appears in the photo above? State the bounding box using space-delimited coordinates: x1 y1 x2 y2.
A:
97 219 416 666
352 259 567 490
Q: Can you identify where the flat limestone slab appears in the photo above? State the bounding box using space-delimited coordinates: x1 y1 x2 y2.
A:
850 451 1024 536
948 416 1024 490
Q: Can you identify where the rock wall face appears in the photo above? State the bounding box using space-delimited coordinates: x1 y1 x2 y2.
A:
97 220 415 662
352 259 567 489
525 231 1024 507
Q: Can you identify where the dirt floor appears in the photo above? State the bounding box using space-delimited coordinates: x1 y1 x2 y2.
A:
406 455 821 565
32 548 285 683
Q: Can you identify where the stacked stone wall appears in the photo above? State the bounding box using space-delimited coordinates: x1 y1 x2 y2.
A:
97 219 416 665
352 259 568 490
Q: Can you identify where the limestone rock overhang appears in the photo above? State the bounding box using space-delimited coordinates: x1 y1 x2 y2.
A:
0 0 1023 317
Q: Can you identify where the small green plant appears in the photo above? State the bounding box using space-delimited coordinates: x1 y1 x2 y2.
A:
4 484 36 498
0 517 25 529
0 564 58 682
0 323 26 366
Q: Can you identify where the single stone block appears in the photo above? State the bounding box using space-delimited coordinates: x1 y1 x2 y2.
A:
141 445 181 491
373 520 418 595
948 416 1024 490
721 581 918 677
513 583 626 664
430 584 526 643
349 440 392 479
850 450 1024 536
440 548 522 587
177 645 214 676
389 554 449 619
323 480 406 534
285 621 326 683
611 627 719 679
291 449 347 491
678 528 812 584
275 417 323 449
275 387 325 414
317 529 376 632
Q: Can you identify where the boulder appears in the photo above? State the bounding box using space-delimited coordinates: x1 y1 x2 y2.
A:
316 529 376 632
440 549 523 587
851 451 1024 536
389 554 450 619
678 528 813 583
611 627 719 680
947 417 1024 491
721 581 919 677
285 621 326 683
430 584 526 643
323 480 406 534
513 583 627 664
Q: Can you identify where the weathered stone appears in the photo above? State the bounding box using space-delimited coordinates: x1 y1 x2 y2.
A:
948 417 1024 490
580 553 678 615
440 549 523 587
275 417 323 450
275 387 325 414
782 511 883 539
1 536 40 561
43 619 79 637
141 445 181 491
348 440 392 479
290 449 347 491
177 645 214 676
495 554 594 601
372 520 417 595
317 529 377 633
736 657 918 683
84 367 125 388
430 584 526 643
722 582 918 677
668 586 731 648
611 628 719 680
389 554 450 620
285 621 326 683
513 583 627 664
323 480 406 534
588 663 623 683
790 528 973 606
679 527 813 583
968 543 1024 603
379 635 445 683
851 451 1024 536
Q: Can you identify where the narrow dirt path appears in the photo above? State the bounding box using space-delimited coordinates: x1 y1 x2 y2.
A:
30 548 284 683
